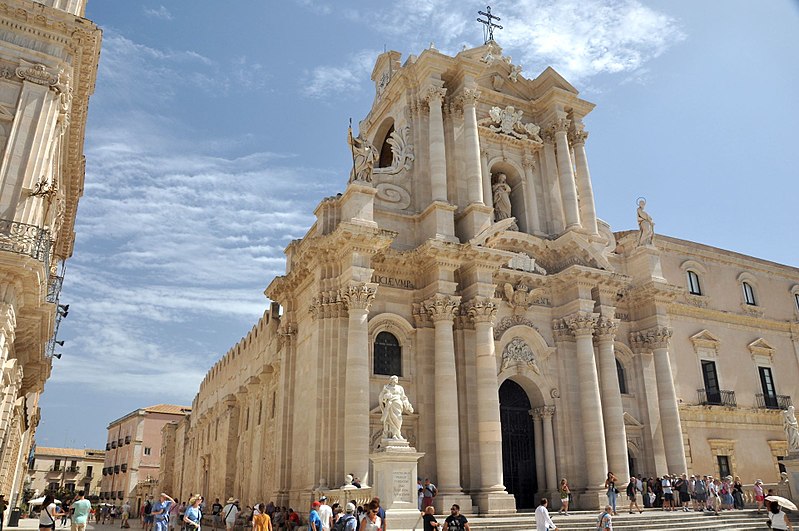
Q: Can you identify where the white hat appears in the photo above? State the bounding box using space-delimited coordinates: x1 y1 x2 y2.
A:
345 503 355 514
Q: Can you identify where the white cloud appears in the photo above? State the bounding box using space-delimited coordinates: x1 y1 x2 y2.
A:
303 49 379 98
143 5 173 20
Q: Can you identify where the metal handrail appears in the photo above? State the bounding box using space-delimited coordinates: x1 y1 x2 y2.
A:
697 388 737 407
0 218 51 269
755 393 792 410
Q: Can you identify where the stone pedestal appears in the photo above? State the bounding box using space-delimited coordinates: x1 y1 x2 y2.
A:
420 201 458 242
782 453 799 501
455 203 493 242
370 439 425 531
627 244 666 282
578 488 609 511
340 182 378 227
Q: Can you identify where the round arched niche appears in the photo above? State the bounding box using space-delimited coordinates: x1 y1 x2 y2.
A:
489 159 528 232
372 117 395 169
498 372 549 409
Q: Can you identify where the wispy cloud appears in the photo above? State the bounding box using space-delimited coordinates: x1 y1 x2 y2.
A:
304 49 379 98
143 5 173 21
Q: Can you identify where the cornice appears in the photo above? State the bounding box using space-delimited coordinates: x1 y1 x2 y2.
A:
669 302 793 335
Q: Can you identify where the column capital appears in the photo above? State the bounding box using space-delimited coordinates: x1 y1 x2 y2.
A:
459 87 481 106
629 325 673 351
531 406 556 419
565 311 598 337
594 316 619 341
464 297 497 324
569 128 589 145
424 294 461 323
424 86 447 105
522 153 536 170
550 117 571 134
339 283 377 312
552 319 574 342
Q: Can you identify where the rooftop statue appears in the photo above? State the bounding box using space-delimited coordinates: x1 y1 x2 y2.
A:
636 198 655 247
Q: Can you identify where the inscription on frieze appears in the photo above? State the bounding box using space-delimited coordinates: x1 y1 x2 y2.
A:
371 275 414 290
393 470 411 499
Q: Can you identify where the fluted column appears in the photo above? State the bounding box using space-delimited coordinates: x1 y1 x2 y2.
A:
466 298 505 491
530 409 546 491
340 283 377 485
570 128 598 235
461 88 484 205
425 86 448 202
542 133 565 234
424 294 465 494
649 326 687 473
481 148 492 210
551 119 580 229
541 406 557 491
564 312 608 487
595 317 629 481
522 153 541 234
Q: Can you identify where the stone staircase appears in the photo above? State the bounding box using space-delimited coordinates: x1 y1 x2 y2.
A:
464 508 770 530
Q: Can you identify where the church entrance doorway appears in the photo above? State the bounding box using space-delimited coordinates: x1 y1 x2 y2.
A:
499 379 537 509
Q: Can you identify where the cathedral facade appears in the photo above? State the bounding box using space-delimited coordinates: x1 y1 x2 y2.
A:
161 42 799 513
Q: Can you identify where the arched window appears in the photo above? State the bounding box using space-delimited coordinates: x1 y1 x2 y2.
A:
742 281 757 306
616 358 628 394
377 125 395 168
374 331 401 376
687 270 702 295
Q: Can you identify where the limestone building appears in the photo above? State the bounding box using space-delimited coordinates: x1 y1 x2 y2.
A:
26 446 105 497
100 404 190 507
0 0 101 511
161 41 799 513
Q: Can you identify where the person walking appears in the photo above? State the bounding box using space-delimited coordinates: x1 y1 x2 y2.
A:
317 497 332 531
38 494 64 531
754 479 765 513
732 476 744 510
597 505 613 530
122 501 131 528
184 496 202 531
604 472 618 515
222 499 239 531
626 476 642 514
336 503 358 531
534 498 557 531
151 493 175 531
442 504 468 531
70 491 91 531
768 500 794 531
421 506 439 531
252 504 272 531
558 479 570 516
308 502 323 531
211 499 223 531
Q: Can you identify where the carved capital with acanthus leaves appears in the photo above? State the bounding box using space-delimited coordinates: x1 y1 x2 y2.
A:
424 86 447 105
569 128 589 145
531 405 556 419
629 325 673 352
464 297 497 325
564 311 599 338
552 319 574 342
339 283 377 312
594 316 620 341
551 117 571 135
459 88 481 106
522 153 536 170
423 294 461 323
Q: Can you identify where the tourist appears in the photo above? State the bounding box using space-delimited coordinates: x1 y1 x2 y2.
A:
336 503 357 531
357 504 380 531
754 479 765 513
317 497 332 531
151 493 175 531
308 502 323 531
676 473 690 511
143 498 154 531
253 504 272 531
168 500 179 531
222 498 239 531
272 507 285 531
422 478 437 510
211 499 223 531
184 496 202 531
442 504 469 531
421 506 439 531
626 476 641 514
60 499 70 527
732 476 744 509
70 491 91 531
708 478 721 515
370 498 385 531
596 505 612 530
694 476 707 511
39 494 64 531
604 472 618 515
122 500 131 528
768 500 794 531
417 478 424 511
661 474 673 511
558 478 570 515
286 509 300 530
534 498 557 531
720 476 734 510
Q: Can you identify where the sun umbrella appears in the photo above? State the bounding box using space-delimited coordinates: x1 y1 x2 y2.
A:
29 497 62 506
765 495 798 511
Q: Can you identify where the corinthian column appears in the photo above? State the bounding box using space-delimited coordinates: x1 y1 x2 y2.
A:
551 119 580 230
542 132 565 234
541 406 557 492
564 312 608 487
461 88 484 205
522 153 541 234
595 317 629 481
530 409 546 490
648 326 687 473
425 86 448 202
423 294 465 496
340 282 377 485
570 128 598 235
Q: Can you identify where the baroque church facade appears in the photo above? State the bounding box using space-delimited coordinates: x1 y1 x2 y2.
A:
161 42 799 513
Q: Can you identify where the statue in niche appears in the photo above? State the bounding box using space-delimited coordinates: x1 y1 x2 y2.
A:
347 125 377 183
379 375 413 440
492 173 518 230
636 198 655 246
784 405 799 453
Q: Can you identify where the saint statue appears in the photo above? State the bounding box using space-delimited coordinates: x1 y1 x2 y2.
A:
492 173 513 222
784 405 799 453
347 126 377 183
636 198 655 246
379 375 413 440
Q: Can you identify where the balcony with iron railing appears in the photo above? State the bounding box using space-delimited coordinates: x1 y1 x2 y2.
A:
64 466 80 474
0 219 51 269
755 393 792 410
697 388 737 407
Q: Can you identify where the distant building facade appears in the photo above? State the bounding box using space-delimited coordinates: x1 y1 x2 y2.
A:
27 447 104 496
159 41 799 514
0 0 101 513
100 405 190 506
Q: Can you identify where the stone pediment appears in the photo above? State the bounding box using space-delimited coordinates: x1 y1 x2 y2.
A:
530 66 578 95
623 412 644 428
748 338 774 361
690 329 720 351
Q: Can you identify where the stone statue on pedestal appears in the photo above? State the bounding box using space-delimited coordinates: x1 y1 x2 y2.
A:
784 405 799 453
379 375 413 440
347 126 377 183
636 198 655 246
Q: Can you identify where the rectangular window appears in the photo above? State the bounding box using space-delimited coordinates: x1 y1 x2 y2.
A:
743 282 756 305
258 400 263 425
687 271 702 295
86 466 93 477
48 482 59 491
717 455 731 478
53 459 60 471
84 482 91 493
759 366 777 408
144 447 151 456
65 483 75 493
702 360 721 404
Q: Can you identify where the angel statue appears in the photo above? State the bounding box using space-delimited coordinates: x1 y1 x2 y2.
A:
347 123 377 183
379 375 413 440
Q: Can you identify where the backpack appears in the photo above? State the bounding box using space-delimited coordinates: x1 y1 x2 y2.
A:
596 512 607 530
144 502 152 515
333 514 355 531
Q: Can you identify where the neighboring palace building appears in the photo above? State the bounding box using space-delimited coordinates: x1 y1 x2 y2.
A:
100 405 190 506
160 41 799 513
0 0 101 512
27 446 104 497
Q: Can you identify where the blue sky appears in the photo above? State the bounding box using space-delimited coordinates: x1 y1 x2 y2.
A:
36 0 799 449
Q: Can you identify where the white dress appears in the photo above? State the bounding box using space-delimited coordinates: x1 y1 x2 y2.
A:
361 516 381 531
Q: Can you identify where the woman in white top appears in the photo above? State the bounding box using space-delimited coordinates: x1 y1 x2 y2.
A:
768 501 793 531
38 495 64 531
358 507 381 531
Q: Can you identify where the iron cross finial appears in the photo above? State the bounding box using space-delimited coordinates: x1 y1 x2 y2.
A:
477 6 503 44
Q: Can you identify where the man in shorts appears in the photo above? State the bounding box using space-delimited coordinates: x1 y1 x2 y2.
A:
661 475 673 511
70 491 92 531
151 493 175 531
211 499 223 531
